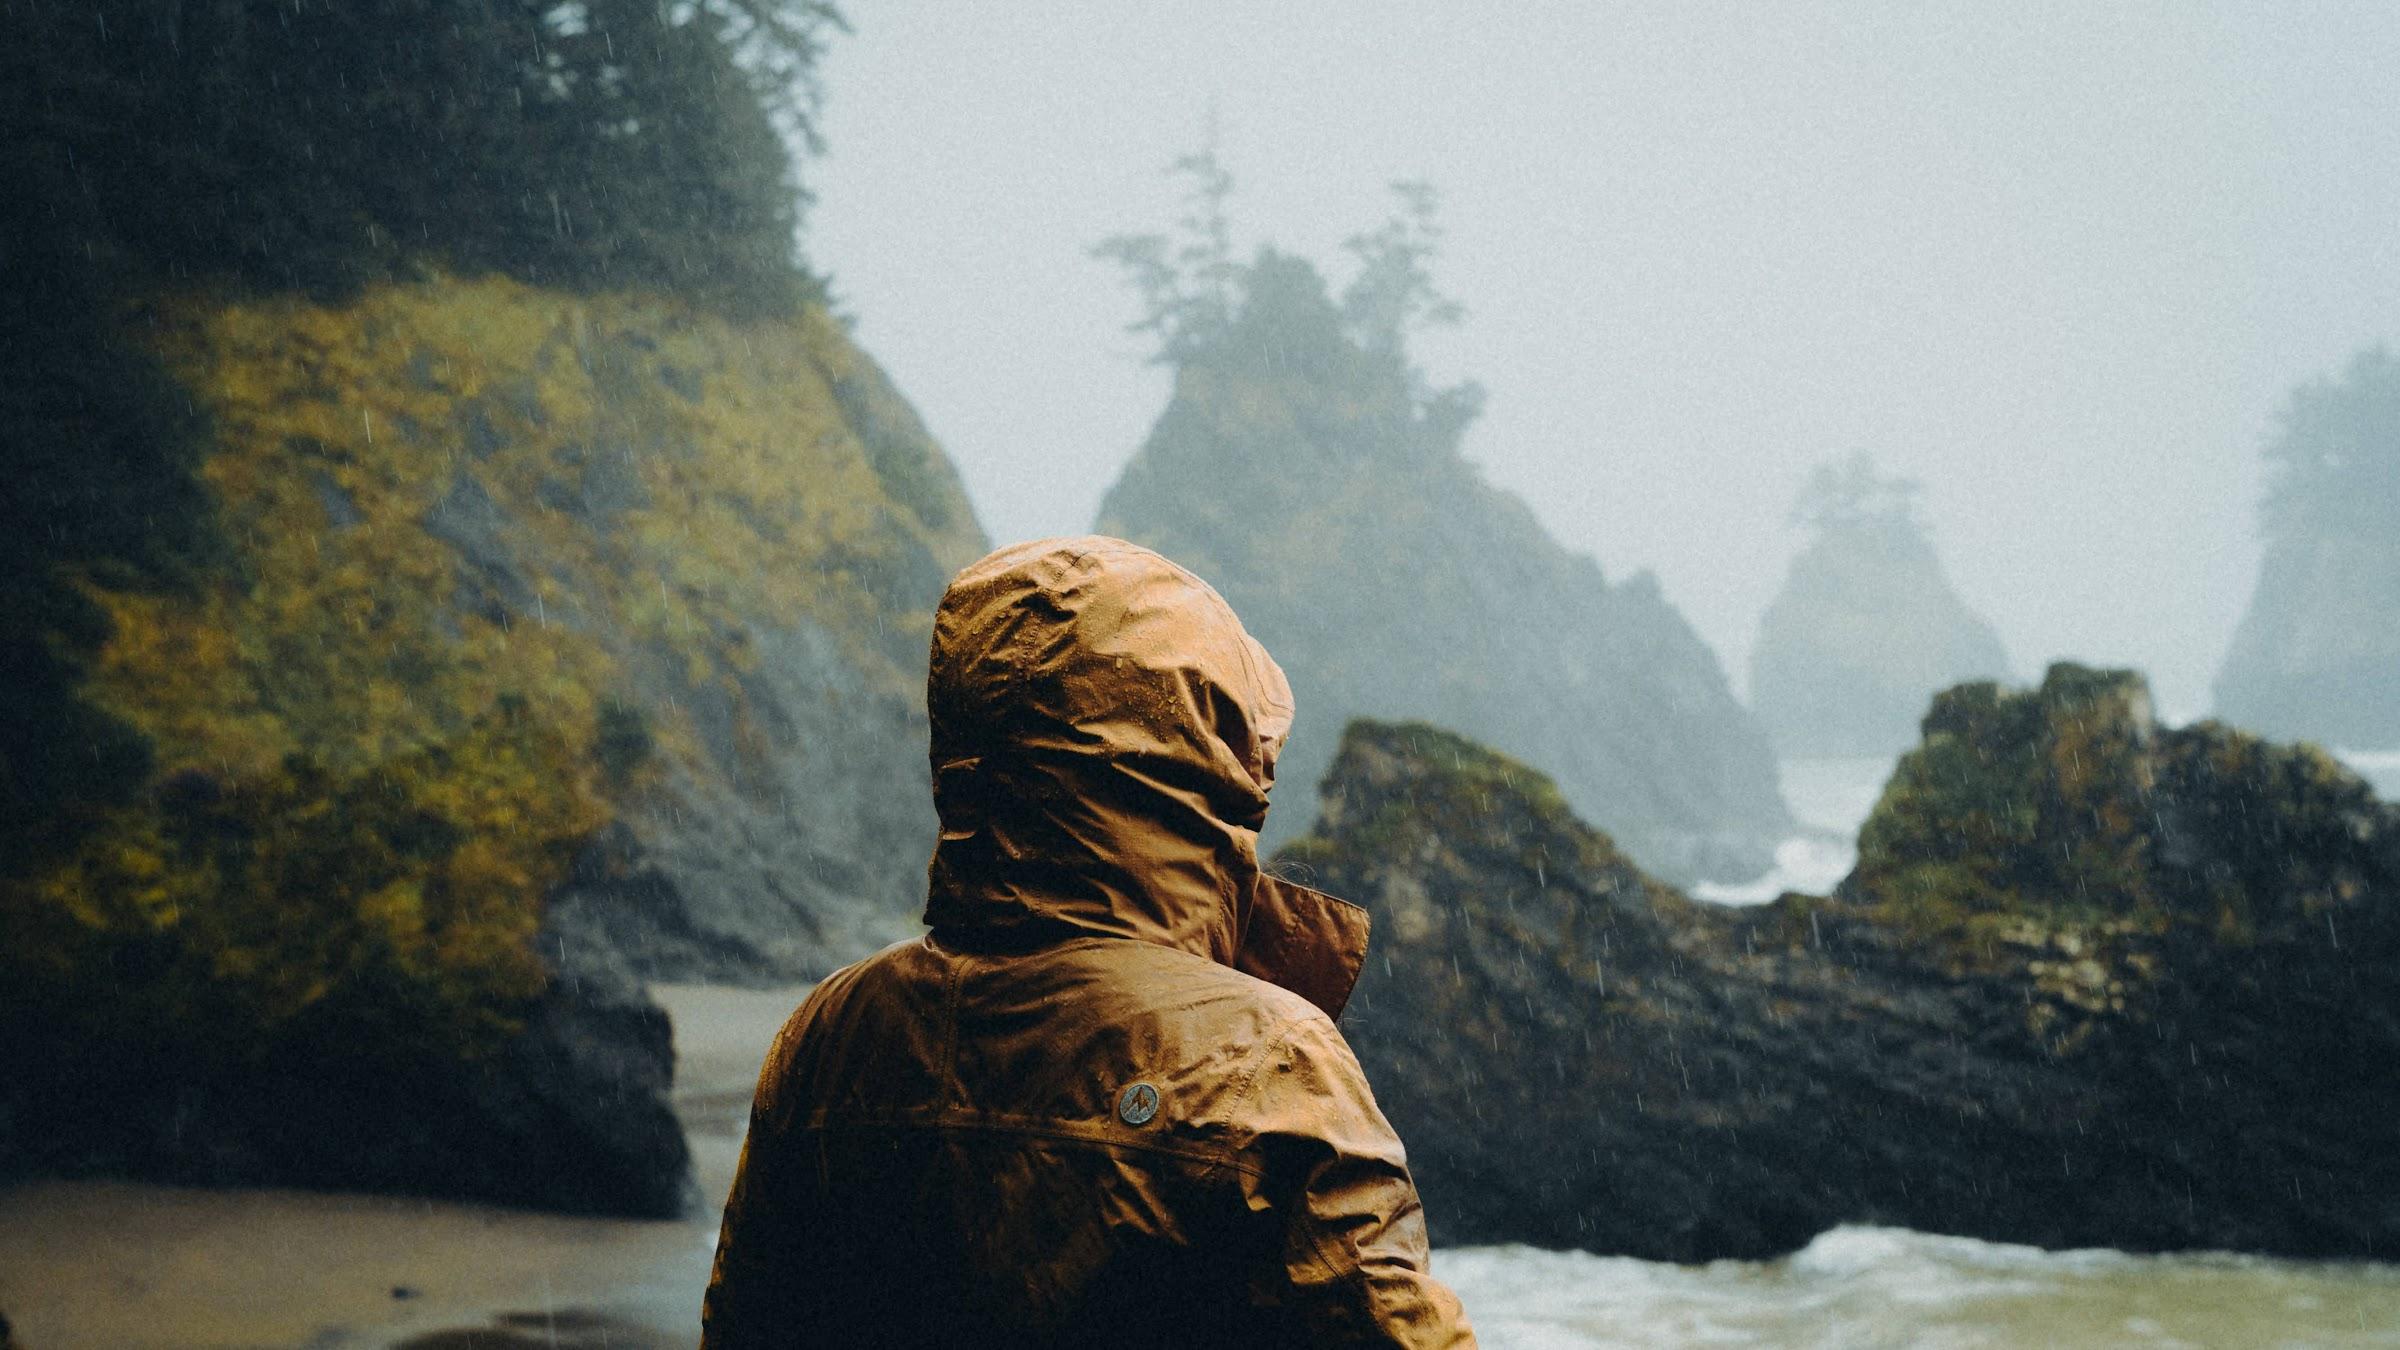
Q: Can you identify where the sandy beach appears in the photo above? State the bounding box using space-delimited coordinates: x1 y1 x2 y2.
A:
0 983 811 1350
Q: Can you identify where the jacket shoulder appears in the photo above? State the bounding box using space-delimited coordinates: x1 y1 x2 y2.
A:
1036 938 1334 1061
754 937 952 1119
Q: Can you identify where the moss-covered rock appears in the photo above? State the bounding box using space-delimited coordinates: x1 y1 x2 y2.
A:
1294 692 2400 1260
0 275 985 1211
1855 664 2386 944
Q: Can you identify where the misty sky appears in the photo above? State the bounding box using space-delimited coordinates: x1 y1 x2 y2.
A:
807 3 2400 724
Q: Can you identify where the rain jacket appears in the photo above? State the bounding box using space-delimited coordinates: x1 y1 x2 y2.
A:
702 536 1474 1348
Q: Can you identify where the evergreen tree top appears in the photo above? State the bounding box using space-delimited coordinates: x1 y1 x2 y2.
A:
1791 452 1926 534
1091 142 1479 427
2261 343 2400 542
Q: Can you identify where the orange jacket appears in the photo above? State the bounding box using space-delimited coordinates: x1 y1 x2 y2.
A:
702 536 1473 1347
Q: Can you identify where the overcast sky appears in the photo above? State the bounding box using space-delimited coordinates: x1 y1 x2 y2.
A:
806 3 2399 723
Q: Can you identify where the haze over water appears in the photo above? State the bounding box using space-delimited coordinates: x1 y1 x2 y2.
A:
808 3 2400 719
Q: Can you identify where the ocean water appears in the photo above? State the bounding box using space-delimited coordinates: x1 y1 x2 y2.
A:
1439 1228 2400 1348
1692 754 1897 905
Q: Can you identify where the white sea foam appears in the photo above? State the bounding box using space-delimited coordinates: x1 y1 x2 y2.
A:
1693 755 1896 906
1691 834 1857 905
1436 1226 2400 1349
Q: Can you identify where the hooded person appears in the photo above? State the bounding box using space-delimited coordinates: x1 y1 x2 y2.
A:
701 535 1475 1348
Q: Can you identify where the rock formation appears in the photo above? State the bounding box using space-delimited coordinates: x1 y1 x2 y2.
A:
1286 673 2400 1260
1750 454 2008 755
1098 249 1788 883
2214 346 2400 748
1 0 973 1218
0 281 983 1212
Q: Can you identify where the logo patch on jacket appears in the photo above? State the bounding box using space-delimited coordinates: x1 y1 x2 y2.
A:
1116 1081 1161 1126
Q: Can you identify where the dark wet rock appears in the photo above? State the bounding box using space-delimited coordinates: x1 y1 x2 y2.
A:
0 904 687 1217
1100 251 1787 884
1287 676 2400 1260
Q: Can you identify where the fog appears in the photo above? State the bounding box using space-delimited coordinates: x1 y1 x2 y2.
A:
809 2 2400 720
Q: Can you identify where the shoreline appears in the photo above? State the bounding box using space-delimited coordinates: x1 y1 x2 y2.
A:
6 975 2400 1346
0 983 810 1350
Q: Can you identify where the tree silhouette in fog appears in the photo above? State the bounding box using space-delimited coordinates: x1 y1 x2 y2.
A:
1093 145 1476 427
2213 341 2400 745
2261 344 2400 543
4 0 844 302
1790 451 1924 532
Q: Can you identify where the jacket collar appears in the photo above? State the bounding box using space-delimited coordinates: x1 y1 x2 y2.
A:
1236 873 1370 1020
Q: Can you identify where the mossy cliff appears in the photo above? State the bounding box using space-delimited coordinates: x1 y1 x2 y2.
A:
0 276 984 1211
1100 251 1789 884
1287 676 2400 1260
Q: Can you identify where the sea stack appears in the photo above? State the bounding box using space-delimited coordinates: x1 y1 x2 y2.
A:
1095 225 1788 883
2214 345 2400 749
1749 453 2009 756
1290 675 2400 1261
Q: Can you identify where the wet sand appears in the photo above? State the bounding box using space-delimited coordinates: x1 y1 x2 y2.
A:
0 983 810 1350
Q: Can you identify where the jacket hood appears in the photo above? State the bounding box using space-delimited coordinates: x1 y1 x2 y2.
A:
923 536 1368 1018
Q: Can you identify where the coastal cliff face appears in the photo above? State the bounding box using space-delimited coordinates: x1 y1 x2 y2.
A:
0 0 970 1222
2214 345 2400 748
1286 676 2400 1261
1751 514 2009 755
1099 253 1788 884
0 277 984 1212
2214 530 2400 748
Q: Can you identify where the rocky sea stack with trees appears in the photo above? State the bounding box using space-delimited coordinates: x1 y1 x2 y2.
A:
1749 453 2010 756
1093 158 1790 884
2215 345 2400 749
0 0 987 1213
1287 667 2400 1260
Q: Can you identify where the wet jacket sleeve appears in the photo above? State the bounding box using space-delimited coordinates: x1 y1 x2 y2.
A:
1242 1014 1477 1348
700 1001 823 1350
699 1129 800 1349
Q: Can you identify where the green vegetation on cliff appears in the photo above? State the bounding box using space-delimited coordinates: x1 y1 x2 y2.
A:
0 0 995 1209
0 274 982 1203
2 0 850 885
1857 662 2384 947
